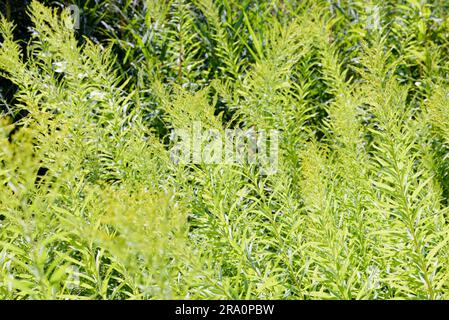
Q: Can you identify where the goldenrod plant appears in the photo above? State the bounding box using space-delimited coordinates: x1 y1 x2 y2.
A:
1 0 449 299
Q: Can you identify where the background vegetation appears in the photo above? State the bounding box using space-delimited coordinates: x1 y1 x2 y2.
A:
2 0 449 299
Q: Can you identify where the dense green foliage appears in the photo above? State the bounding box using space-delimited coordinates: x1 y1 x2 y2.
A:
2 0 449 299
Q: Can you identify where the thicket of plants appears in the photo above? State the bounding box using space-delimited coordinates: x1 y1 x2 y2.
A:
2 0 449 299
